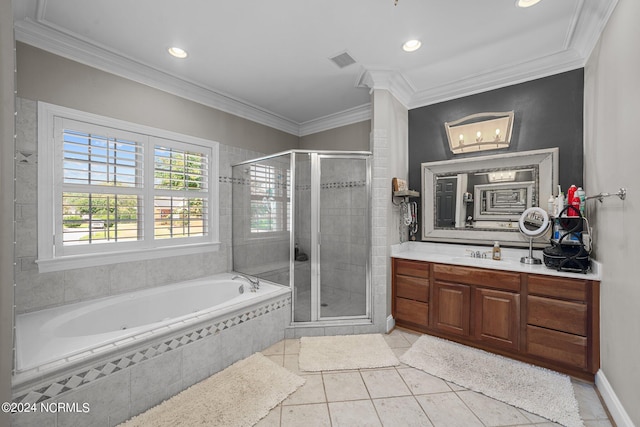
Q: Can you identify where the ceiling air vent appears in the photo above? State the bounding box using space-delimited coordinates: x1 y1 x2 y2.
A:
329 51 357 69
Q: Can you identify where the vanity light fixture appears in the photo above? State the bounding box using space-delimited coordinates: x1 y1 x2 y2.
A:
167 46 188 59
445 111 514 155
402 39 422 52
488 170 517 183
516 0 542 8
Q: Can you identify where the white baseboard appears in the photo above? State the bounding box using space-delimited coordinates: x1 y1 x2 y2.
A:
386 315 395 333
595 370 636 427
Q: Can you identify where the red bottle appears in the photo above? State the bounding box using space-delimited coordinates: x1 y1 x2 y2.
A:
569 196 580 217
567 185 577 207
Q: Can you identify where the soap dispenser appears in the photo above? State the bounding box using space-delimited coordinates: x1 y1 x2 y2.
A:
492 242 501 261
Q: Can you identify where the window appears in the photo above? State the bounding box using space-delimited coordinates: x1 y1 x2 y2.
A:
37 102 219 272
249 163 290 234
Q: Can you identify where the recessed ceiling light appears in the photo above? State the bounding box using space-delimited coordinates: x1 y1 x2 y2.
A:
402 39 422 52
516 0 541 8
168 47 188 59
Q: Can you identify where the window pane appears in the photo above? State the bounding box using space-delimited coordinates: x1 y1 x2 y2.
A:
154 196 207 239
154 146 208 191
63 130 142 187
62 192 142 245
250 163 289 233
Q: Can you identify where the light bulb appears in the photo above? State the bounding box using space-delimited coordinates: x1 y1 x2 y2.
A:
402 40 422 52
168 47 188 59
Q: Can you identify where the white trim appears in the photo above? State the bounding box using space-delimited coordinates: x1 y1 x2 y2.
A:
595 370 635 427
14 0 617 136
36 242 221 273
299 104 371 137
15 19 300 136
37 102 220 271
386 315 395 333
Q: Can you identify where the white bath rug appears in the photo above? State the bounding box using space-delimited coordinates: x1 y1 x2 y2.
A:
299 333 400 372
120 352 305 427
400 334 583 427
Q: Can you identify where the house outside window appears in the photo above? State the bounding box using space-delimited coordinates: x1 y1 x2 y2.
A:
37 102 219 272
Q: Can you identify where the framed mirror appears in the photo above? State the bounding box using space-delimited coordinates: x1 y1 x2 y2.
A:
421 148 558 247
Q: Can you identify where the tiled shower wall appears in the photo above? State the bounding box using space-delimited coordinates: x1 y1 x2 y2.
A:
318 158 368 305
14 97 265 314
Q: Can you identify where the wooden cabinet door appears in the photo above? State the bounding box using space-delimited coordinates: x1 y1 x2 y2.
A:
474 288 520 350
432 281 470 336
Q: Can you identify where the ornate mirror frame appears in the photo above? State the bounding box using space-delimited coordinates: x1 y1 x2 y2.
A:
421 148 558 247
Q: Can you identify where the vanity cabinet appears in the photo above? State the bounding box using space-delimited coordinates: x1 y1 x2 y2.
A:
526 274 599 373
432 264 520 350
391 257 600 380
391 259 429 332
474 288 520 350
431 281 470 336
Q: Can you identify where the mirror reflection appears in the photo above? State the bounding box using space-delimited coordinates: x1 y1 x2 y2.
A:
435 167 537 230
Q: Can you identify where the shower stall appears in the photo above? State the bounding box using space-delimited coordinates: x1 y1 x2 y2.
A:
232 150 371 324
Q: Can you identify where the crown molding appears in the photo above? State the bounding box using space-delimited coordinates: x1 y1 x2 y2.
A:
568 0 619 59
357 69 414 108
299 103 371 137
408 49 585 110
13 0 617 136
14 18 301 136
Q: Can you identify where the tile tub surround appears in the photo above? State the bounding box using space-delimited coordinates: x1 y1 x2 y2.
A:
14 97 267 314
11 295 291 427
391 241 602 281
258 328 613 427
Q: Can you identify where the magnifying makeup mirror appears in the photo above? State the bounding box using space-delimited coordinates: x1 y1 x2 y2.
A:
518 207 550 264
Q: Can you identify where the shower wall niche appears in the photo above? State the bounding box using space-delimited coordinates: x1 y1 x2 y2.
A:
232 150 371 324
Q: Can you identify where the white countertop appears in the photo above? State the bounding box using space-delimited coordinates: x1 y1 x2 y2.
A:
390 242 602 281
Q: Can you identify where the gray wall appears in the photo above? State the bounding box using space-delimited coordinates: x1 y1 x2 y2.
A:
1 0 15 423
584 0 639 424
17 43 298 154
299 120 371 151
13 42 302 315
408 69 585 194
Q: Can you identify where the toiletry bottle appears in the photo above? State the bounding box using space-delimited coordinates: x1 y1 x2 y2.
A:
567 185 577 207
547 195 555 216
492 241 501 261
569 196 580 217
555 187 564 217
576 187 586 216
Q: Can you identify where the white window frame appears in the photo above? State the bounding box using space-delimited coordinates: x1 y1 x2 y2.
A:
37 102 220 273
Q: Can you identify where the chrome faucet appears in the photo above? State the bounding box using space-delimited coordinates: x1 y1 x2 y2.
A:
466 250 487 258
232 273 260 292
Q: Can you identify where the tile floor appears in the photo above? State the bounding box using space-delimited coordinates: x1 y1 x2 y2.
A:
257 328 613 427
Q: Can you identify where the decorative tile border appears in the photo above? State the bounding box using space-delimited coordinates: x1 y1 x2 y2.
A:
220 175 366 190
12 296 290 405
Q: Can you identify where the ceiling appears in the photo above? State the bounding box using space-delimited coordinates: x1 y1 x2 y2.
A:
13 0 617 136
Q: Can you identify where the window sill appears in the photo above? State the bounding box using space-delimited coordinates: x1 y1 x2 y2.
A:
36 241 221 273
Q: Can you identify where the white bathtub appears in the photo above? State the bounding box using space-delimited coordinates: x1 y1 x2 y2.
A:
15 273 290 373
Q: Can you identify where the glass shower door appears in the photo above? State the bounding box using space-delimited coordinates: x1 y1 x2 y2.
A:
318 155 369 319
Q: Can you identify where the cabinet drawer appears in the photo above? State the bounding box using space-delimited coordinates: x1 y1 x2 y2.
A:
527 325 587 369
396 275 429 302
528 275 588 301
433 263 520 292
395 298 428 326
528 295 587 336
395 259 429 278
